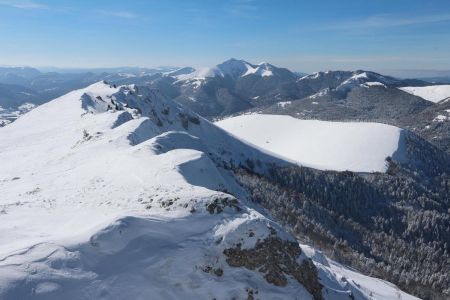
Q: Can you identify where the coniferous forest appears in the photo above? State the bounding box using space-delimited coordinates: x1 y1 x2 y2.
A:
235 142 450 299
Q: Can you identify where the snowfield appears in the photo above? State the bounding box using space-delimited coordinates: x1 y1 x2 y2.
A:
216 114 406 173
0 82 417 299
399 85 450 103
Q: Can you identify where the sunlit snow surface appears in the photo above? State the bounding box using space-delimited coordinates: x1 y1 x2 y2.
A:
216 114 405 173
0 82 416 299
399 85 450 103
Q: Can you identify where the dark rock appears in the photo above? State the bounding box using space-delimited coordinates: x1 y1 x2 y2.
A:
205 197 241 214
224 235 323 300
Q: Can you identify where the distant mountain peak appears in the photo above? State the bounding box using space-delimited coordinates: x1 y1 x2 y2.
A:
176 58 283 81
163 66 196 77
216 58 254 78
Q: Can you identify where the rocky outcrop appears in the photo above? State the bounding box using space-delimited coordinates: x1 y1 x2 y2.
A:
223 234 323 300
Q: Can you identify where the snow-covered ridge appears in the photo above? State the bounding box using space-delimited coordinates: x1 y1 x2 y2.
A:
300 70 334 80
0 82 417 299
337 71 399 90
216 114 407 173
399 85 450 103
0 81 308 299
299 70 402 91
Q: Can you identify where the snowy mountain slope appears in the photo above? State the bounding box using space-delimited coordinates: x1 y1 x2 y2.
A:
216 114 407 172
399 85 450 103
300 244 418 300
0 81 317 299
0 66 187 128
150 65 435 122
290 70 432 110
172 59 298 118
264 83 432 122
0 81 418 299
397 98 450 153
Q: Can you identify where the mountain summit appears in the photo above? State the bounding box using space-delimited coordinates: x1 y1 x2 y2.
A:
176 58 289 80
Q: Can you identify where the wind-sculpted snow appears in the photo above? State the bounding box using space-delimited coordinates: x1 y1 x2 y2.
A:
0 214 316 300
0 82 417 299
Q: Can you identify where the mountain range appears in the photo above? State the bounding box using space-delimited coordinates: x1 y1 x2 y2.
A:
1 59 449 299
3 59 448 154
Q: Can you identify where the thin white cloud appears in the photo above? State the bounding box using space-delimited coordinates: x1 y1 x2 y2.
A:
0 1 140 19
225 0 259 18
0 0 47 9
311 13 450 32
99 10 137 19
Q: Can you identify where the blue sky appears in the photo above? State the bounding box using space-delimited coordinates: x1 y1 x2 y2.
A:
0 0 449 72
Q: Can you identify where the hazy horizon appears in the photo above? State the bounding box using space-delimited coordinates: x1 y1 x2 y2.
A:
2 60 450 80
1 0 449 73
